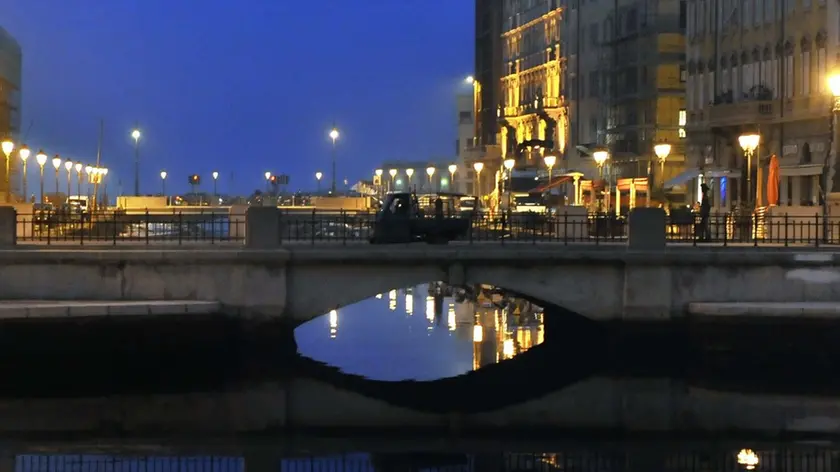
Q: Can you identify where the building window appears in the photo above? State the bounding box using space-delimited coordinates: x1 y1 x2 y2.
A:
785 54 794 98
679 109 687 138
801 51 811 95
680 65 687 82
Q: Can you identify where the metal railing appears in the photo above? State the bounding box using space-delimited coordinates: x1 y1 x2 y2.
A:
16 209 840 247
16 211 245 246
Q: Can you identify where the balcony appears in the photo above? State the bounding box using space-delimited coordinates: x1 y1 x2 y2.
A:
708 99 776 128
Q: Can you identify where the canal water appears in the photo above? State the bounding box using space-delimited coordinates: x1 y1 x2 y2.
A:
295 283 544 381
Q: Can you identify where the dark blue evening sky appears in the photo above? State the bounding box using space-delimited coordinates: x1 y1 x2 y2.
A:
5 1 473 195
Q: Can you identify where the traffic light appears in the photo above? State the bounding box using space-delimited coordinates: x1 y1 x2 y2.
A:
188 174 201 185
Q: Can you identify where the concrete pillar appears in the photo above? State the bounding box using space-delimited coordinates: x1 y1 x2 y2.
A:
629 181 636 208
573 175 580 205
0 207 16 247
245 206 280 248
627 207 665 250
229 204 248 241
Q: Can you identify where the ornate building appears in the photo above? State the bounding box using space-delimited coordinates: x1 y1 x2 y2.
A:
498 0 568 168
0 26 20 200
684 0 839 210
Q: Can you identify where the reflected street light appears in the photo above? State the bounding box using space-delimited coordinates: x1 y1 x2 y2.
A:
19 146 30 202
653 142 672 192
35 151 47 204
64 161 73 198
51 155 62 196
448 164 457 191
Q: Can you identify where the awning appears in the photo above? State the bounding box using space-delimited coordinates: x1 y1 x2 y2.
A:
664 169 702 188
530 175 572 193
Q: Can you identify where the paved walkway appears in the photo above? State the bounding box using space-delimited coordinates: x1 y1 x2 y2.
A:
689 302 840 318
0 300 220 319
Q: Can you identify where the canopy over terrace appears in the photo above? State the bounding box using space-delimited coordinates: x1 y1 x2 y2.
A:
529 171 586 205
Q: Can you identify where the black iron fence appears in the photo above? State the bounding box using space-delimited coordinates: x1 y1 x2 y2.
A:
15 209 840 247
12 448 840 472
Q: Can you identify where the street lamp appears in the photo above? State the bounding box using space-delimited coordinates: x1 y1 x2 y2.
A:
826 74 840 240
74 162 83 199
160 170 168 196
19 146 30 202
35 151 47 204
64 161 73 198
473 162 484 201
653 142 672 191
51 155 61 196
315 171 323 193
212 171 219 197
543 154 557 186
1 138 13 203
426 166 436 192
329 126 339 194
405 168 414 191
465 76 474 84
374 168 383 195
389 168 397 191
503 158 515 214
131 128 141 196
738 133 760 208
85 165 93 200
592 150 609 177
448 164 457 191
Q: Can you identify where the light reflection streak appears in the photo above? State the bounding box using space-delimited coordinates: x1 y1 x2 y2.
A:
328 309 338 339
405 293 413 315
447 304 456 331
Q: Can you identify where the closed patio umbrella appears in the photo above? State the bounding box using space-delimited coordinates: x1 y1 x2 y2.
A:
767 154 780 206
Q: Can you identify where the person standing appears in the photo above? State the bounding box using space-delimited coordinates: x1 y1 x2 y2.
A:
698 183 711 241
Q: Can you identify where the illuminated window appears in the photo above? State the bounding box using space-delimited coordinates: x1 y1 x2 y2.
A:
678 109 686 138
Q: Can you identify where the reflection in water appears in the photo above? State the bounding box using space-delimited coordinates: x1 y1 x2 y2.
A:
295 283 544 380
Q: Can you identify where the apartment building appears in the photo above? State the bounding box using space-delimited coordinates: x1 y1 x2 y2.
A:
685 0 839 210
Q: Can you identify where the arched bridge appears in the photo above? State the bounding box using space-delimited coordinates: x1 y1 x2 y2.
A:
0 246 835 324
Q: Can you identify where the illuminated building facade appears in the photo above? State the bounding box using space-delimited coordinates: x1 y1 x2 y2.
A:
564 0 687 195
684 0 839 209
498 0 568 169
0 26 21 200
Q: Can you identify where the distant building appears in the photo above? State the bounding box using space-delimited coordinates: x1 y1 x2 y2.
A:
455 93 474 193
0 26 21 199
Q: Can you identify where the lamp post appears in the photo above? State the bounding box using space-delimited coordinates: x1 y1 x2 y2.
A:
329 126 339 194
592 150 610 212
74 162 83 199
503 158 515 215
85 165 93 201
212 171 219 198
653 142 672 193
35 151 47 204
543 154 557 187
131 128 141 195
375 168 383 195
473 161 484 202
1 138 13 203
19 146 30 202
389 169 397 192
405 168 414 191
160 170 168 197
826 74 840 241
448 164 457 191
426 166 436 192
738 133 760 209
64 161 73 198
100 168 109 208
315 171 323 193
51 156 61 197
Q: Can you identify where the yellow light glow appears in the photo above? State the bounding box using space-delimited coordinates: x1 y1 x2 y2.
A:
74 162 82 173
593 150 609 166
465 75 474 84
35 151 48 167
329 128 339 141
473 162 484 173
426 166 435 177
64 160 72 171
503 338 515 359
85 165 92 175
448 164 457 175
503 158 515 170
51 156 61 170
653 143 672 161
375 169 383 177
389 169 397 178
406 168 414 178
543 154 556 169
0 139 13 157
389 289 396 301
18 146 30 162
738 134 760 153
829 74 840 97
405 293 413 315
447 304 456 331
736 449 759 470
131 129 141 140
425 296 434 322
160 170 167 180
328 309 338 329
473 324 483 342
315 171 322 180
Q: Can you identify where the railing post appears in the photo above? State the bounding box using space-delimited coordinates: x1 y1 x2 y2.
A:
342 209 347 246
178 212 184 245
816 213 820 248
311 209 316 246
627 207 666 250
113 211 118 246
144 209 150 245
563 212 568 245
245 206 281 248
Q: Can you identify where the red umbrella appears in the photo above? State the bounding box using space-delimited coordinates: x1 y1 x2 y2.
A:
767 154 780 206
